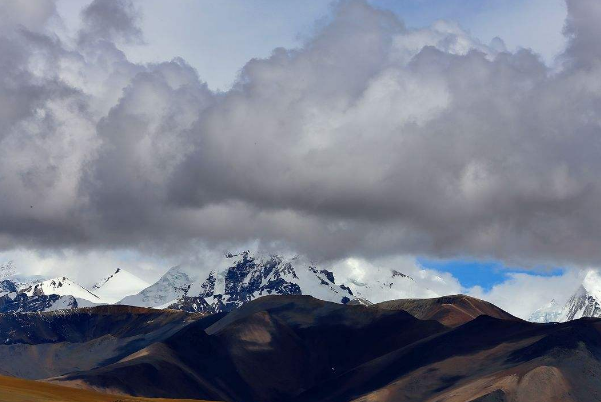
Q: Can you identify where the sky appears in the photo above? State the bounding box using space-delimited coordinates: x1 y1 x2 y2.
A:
0 0 600 318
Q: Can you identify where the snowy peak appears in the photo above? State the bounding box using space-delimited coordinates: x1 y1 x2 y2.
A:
0 280 17 297
169 252 354 313
0 293 78 313
119 266 194 308
21 277 101 304
529 299 562 323
529 270 601 323
123 251 357 313
559 285 601 322
92 268 150 304
0 271 149 313
582 270 601 300
0 276 88 313
92 268 121 290
122 251 439 315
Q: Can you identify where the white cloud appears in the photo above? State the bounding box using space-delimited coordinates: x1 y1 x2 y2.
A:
329 256 463 302
469 269 584 319
0 0 601 281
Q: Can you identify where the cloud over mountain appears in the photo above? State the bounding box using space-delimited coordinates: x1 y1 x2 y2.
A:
1 0 601 268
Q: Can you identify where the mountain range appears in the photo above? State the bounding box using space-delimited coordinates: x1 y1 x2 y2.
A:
0 252 600 402
120 251 428 312
0 251 440 315
6 251 601 326
0 294 600 401
0 267 150 313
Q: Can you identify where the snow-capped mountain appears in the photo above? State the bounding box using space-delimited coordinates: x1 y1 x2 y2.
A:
0 293 78 313
0 280 17 297
121 252 354 312
6 269 150 311
0 254 440 315
560 285 601 321
119 265 196 308
121 251 437 314
91 268 150 304
0 277 82 313
529 270 601 323
21 277 102 306
529 299 562 323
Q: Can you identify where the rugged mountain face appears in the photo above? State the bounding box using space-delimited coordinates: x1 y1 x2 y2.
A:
47 294 601 402
0 277 82 313
21 276 102 306
0 293 78 313
0 279 17 296
121 251 435 314
560 285 601 322
121 252 355 312
530 270 601 323
0 269 149 313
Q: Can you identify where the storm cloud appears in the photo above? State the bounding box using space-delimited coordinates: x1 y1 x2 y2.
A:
1 0 601 267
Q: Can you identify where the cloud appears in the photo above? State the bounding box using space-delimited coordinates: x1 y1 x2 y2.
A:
0 0 600 270
469 269 584 319
330 255 463 301
0 248 170 287
78 0 142 44
0 0 57 33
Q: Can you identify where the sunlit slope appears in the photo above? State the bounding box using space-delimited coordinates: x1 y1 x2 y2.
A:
0 374 214 402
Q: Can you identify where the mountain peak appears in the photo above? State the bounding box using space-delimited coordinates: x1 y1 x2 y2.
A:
120 251 446 315
530 270 601 323
92 268 149 304
19 277 101 309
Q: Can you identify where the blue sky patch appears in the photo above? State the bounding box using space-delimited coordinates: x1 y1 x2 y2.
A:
417 258 565 291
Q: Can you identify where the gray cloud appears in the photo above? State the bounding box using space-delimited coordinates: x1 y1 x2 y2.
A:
79 0 142 44
0 0 601 267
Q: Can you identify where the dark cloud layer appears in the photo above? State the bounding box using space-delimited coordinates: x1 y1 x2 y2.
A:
1 0 601 267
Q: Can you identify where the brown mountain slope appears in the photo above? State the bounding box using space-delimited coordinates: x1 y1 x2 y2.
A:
292 317 601 402
0 305 200 379
0 374 214 402
12 295 601 402
376 294 518 327
50 295 447 402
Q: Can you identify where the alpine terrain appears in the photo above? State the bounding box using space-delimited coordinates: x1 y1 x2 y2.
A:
120 251 438 313
530 270 601 323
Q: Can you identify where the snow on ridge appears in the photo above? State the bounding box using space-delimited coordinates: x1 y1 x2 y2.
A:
119 251 441 314
529 269 601 323
92 268 150 304
21 277 102 304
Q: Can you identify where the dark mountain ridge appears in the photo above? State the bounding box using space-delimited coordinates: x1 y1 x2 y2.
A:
0 305 200 379
1 294 600 402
